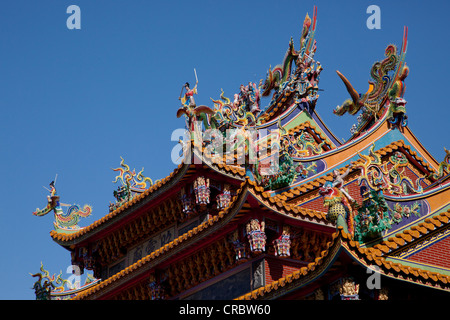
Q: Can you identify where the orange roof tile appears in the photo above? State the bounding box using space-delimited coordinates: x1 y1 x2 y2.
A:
246 178 329 223
372 209 450 255
71 179 252 300
236 226 450 300
69 177 333 300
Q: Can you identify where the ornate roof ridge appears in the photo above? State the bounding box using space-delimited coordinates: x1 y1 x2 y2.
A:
286 120 333 151
193 145 246 179
275 139 436 203
71 179 253 300
50 162 189 243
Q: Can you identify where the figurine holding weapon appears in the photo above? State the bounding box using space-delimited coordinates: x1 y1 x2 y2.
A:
179 69 199 108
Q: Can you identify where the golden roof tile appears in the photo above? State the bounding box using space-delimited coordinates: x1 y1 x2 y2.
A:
236 225 450 300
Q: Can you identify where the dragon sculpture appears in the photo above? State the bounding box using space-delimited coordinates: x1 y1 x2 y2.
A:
33 181 92 233
261 7 318 98
334 27 409 132
112 156 154 192
354 144 424 195
30 262 72 300
261 38 299 97
430 147 450 180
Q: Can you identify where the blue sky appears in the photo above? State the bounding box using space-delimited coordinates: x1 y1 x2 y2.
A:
0 0 448 299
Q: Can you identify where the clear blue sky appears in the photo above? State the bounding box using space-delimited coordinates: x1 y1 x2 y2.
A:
0 0 448 299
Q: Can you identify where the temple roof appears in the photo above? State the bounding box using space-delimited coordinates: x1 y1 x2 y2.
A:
69 177 332 300
31 6 450 301
236 216 450 300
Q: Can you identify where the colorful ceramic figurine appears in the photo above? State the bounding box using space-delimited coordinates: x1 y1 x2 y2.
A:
33 180 92 233
319 179 355 235
179 69 199 108
246 219 266 253
180 82 198 108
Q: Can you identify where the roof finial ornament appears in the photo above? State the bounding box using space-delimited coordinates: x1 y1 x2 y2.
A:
334 26 409 136
179 68 199 108
33 177 92 233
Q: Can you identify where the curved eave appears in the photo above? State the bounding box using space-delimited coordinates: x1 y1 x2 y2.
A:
237 227 450 300
50 161 193 246
50 142 251 247
50 279 101 299
370 209 450 256
71 177 333 300
340 232 450 293
72 179 252 300
246 180 332 229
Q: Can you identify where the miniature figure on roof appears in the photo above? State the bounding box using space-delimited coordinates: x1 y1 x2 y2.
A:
180 69 199 108
319 179 355 235
33 178 92 234
177 70 217 133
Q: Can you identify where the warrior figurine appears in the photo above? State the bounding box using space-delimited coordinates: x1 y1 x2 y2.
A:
180 82 198 108
332 164 355 203
179 69 199 108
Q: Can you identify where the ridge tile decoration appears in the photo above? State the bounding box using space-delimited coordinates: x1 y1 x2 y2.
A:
30 262 99 300
33 180 92 234
31 6 450 300
334 27 409 135
109 157 156 212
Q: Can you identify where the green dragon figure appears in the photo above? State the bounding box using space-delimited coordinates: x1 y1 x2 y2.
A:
430 147 450 180
30 262 71 300
354 190 392 243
